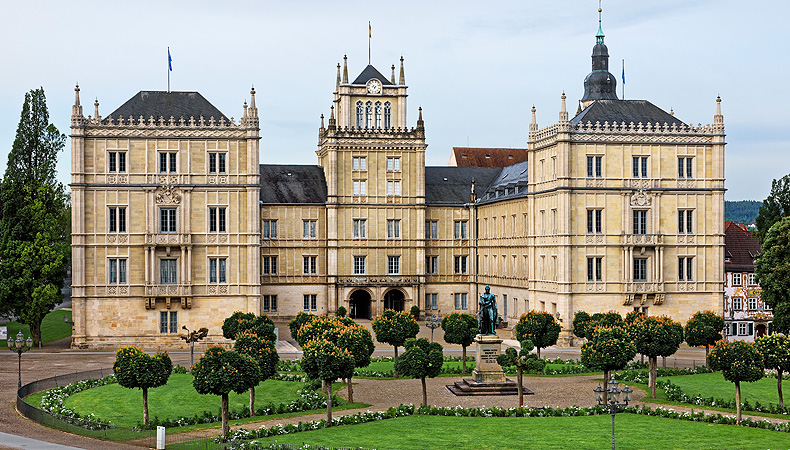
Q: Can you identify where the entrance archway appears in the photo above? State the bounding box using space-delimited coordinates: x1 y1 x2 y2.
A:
349 289 372 320
383 289 405 312
756 324 767 338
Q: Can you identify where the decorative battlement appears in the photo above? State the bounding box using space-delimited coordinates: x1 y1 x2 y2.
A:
72 114 254 129
530 120 723 144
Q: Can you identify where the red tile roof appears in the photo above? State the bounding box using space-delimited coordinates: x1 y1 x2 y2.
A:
724 221 761 272
450 147 528 167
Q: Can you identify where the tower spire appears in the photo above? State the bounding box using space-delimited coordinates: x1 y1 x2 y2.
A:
336 63 341 89
342 55 349 84
597 0 604 44
399 56 405 85
72 84 83 117
559 92 568 122
582 0 617 106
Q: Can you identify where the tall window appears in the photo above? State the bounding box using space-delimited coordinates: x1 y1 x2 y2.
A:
425 220 438 239
678 257 693 281
160 311 177 334
387 219 400 238
632 210 647 234
209 207 227 233
263 220 277 238
356 101 364 128
678 210 693 234
632 156 648 178
748 273 757 286
303 220 317 238
732 297 742 311
375 101 382 128
387 180 401 196
454 221 468 239
209 257 227 283
352 156 366 171
384 102 392 129
425 256 438 274
454 256 467 274
353 219 367 238
263 256 277 275
303 294 317 311
354 256 366 275
263 295 277 312
633 258 647 282
108 151 126 173
587 257 602 281
353 180 367 195
160 208 177 233
388 256 400 275
425 293 438 310
387 157 400 172
108 258 127 284
454 293 468 310
732 273 742 286
108 207 127 233
748 297 758 311
586 156 602 177
303 256 317 275
160 152 177 173
678 157 693 178
160 259 177 284
587 209 602 233
209 152 227 174
365 101 373 128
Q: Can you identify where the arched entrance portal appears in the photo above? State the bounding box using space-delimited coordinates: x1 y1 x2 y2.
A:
756 323 767 338
349 289 372 320
383 289 405 312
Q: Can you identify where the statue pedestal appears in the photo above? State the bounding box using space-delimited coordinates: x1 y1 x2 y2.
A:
471 334 506 383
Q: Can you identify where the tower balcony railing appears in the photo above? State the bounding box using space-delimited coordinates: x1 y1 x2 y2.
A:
621 234 662 246
145 283 192 297
145 233 191 246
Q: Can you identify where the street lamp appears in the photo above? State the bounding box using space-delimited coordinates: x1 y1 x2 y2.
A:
7 331 33 389
594 376 633 450
425 310 442 342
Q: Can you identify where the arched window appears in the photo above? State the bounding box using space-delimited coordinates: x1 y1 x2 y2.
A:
375 102 382 129
355 101 364 128
365 101 373 129
384 102 392 129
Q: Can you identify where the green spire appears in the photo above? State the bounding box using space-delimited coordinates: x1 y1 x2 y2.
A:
596 0 605 44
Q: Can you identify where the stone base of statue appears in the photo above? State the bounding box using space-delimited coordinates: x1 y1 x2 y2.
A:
446 334 526 396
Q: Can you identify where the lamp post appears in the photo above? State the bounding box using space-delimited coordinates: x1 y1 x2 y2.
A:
594 376 633 450
7 331 33 389
425 311 442 342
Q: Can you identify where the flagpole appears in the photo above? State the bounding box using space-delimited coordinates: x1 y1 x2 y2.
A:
368 22 371 65
167 47 171 93
621 59 625 100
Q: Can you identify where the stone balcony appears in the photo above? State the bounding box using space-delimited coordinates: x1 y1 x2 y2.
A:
145 233 191 246
622 234 663 246
145 283 192 297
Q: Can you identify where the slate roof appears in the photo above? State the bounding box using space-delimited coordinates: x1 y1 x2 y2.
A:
451 147 528 167
571 100 683 127
425 166 501 206
477 160 529 205
260 165 327 204
724 221 761 272
104 91 229 124
351 65 394 85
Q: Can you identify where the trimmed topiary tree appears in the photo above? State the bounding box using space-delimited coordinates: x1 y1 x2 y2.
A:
296 315 343 347
113 346 173 426
708 339 765 424
234 331 280 416
288 311 316 341
514 311 561 359
572 311 591 341
301 339 355 424
222 311 276 342
394 338 444 406
496 339 545 406
441 312 477 373
336 306 347 317
629 315 684 398
755 334 790 408
410 305 421 321
372 309 419 377
337 322 375 403
581 326 637 402
191 346 259 436
684 311 725 367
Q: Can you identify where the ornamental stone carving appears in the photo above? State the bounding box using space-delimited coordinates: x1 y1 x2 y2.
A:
629 189 651 207
155 184 181 205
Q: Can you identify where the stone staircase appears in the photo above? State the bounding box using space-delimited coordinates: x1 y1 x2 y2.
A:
446 378 531 396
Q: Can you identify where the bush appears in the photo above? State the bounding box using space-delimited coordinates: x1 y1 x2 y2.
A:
410 305 421 320
336 306 347 318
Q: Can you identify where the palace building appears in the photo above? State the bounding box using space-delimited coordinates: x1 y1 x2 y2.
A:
69 19 725 349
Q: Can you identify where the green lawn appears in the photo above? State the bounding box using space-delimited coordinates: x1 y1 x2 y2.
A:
661 372 790 406
62 374 304 427
243 414 790 450
0 309 72 348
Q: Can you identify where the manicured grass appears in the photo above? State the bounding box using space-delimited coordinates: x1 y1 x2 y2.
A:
63 374 304 427
246 414 790 450
0 309 72 348
661 372 790 406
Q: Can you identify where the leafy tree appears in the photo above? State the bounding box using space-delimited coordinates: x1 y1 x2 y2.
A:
441 313 477 373
372 309 419 377
572 311 591 340
112 346 173 426
755 334 790 408
0 88 69 346
496 339 545 406
337 323 375 403
755 216 790 333
708 340 764 424
410 305 421 320
573 311 625 341
755 174 790 244
296 315 342 347
301 339 354 424
288 311 316 341
629 316 684 398
581 326 637 402
234 331 279 416
394 338 444 406
514 311 561 359
684 311 725 365
181 326 208 370
192 346 259 436
625 310 645 325
221 311 276 342
336 306 347 317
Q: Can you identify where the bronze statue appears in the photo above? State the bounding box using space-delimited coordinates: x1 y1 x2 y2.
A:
478 285 499 335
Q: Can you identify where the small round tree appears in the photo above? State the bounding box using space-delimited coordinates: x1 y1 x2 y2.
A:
581 326 637 402
684 311 725 367
336 306 347 317
755 334 790 408
410 305 421 321
234 331 280 416
629 315 684 398
708 339 765 424
394 338 444 406
192 346 259 436
572 311 591 341
222 312 276 342
113 346 172 426
441 312 477 373
296 315 342 347
337 323 375 403
372 309 419 377
288 311 316 341
625 310 645 325
301 339 355 424
585 311 625 339
496 339 545 406
514 311 561 359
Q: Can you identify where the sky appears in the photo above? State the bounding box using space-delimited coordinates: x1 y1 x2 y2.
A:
1 0 788 201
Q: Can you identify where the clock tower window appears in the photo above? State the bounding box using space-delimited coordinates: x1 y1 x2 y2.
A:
384 102 392 129
375 101 382 128
356 101 364 128
365 101 373 129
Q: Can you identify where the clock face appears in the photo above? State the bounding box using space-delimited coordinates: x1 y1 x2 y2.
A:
366 79 382 95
